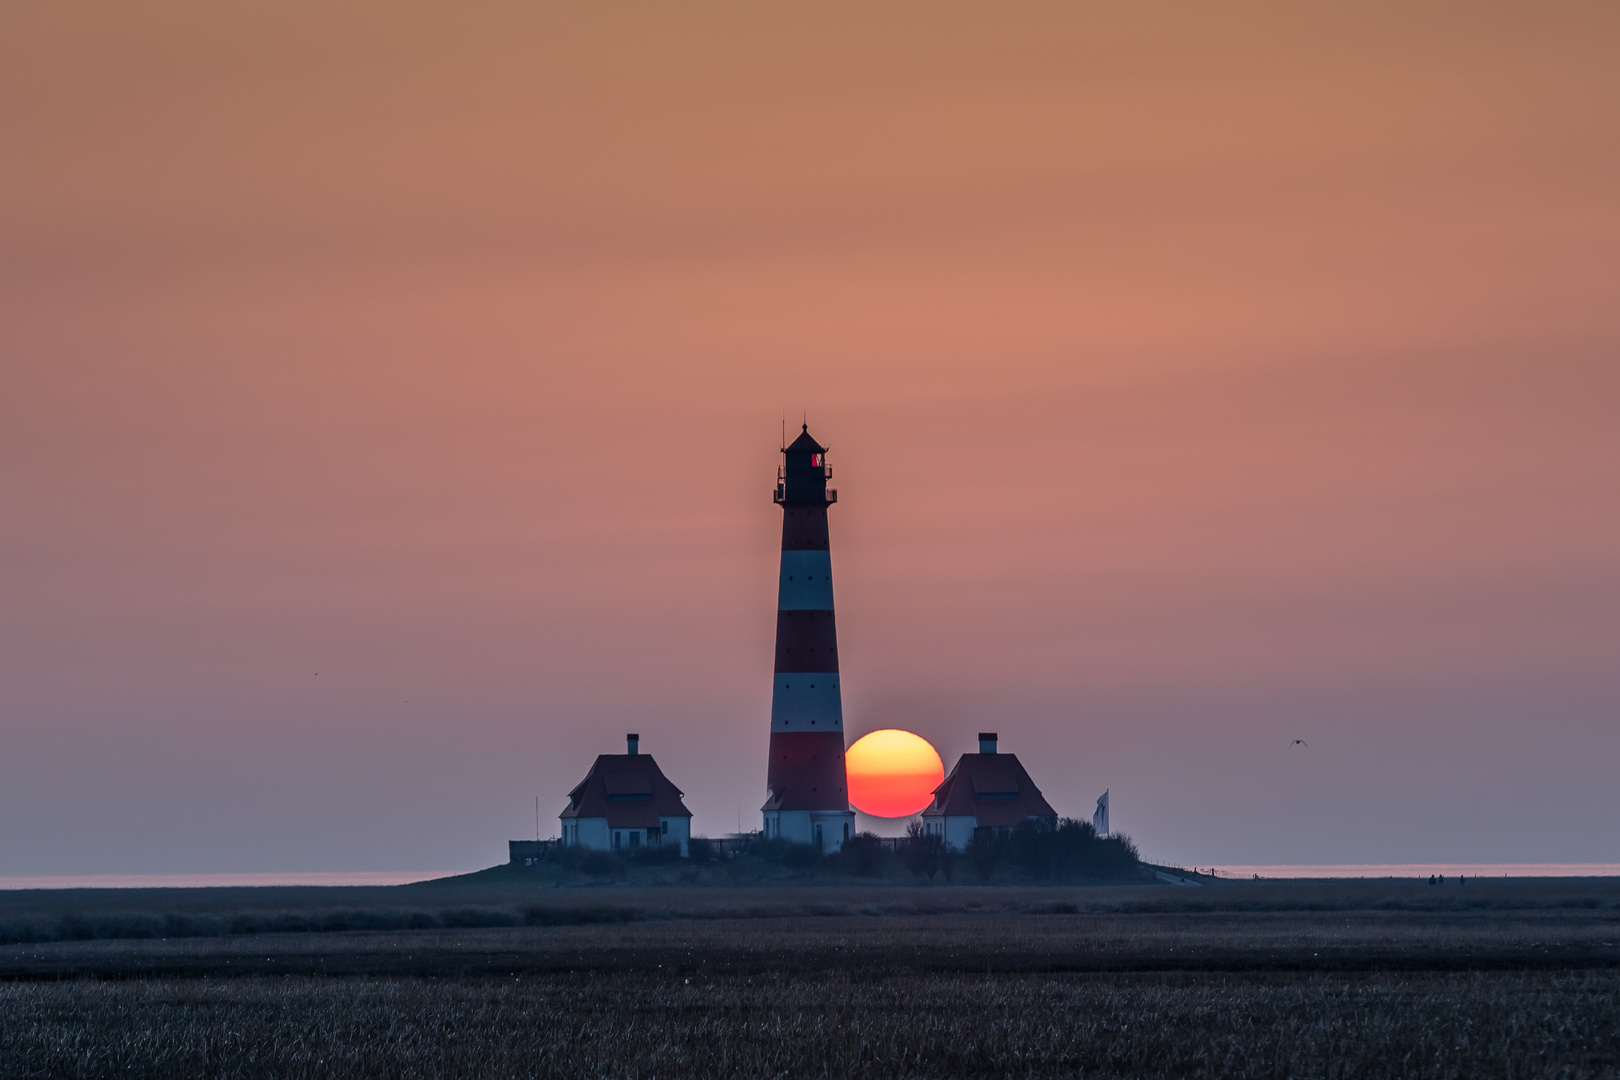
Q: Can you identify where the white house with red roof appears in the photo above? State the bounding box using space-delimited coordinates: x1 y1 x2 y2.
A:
919 733 1059 851
559 734 693 856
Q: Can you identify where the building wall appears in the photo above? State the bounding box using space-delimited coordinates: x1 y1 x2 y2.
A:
560 817 612 851
923 815 975 851
812 810 853 853
943 815 977 852
762 808 804 844
764 808 853 852
661 816 690 857
563 816 689 855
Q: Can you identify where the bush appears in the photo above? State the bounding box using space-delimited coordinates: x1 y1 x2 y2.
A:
834 832 886 877
1091 833 1141 877
967 830 1002 882
902 823 947 881
579 850 624 876
748 837 823 869
687 837 715 865
962 820 1141 882
545 844 587 871
627 842 681 865
782 842 824 869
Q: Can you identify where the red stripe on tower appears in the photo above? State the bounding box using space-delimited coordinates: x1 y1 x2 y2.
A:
761 424 855 852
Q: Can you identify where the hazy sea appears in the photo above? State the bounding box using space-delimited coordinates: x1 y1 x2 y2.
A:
0 872 463 890
1211 864 1620 879
3 865 1620 888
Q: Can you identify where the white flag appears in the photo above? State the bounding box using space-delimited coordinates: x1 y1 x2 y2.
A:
1093 790 1109 837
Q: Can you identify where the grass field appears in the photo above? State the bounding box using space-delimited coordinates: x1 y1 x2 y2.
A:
2 876 1617 1077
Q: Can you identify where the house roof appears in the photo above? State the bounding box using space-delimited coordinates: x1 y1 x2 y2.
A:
920 752 1057 828
561 753 693 828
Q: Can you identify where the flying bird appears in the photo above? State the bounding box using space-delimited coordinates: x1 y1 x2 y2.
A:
1290 739 1308 748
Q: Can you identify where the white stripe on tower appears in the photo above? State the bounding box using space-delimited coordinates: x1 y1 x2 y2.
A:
777 550 834 610
769 675 843 731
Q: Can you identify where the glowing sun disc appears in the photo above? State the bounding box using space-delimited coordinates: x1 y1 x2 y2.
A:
846 729 945 818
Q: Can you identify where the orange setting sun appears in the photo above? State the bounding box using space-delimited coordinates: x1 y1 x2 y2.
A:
846 730 946 819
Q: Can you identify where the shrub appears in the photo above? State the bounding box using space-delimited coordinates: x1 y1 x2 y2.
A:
961 819 1140 882
546 845 587 871
834 833 886 877
902 823 947 881
748 837 823 869
781 842 823 869
966 830 1002 882
627 842 681 865
579 850 624 876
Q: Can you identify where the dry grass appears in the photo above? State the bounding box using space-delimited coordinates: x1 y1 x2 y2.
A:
2 969 1617 1078
3 876 1617 948
4 905 1617 980
3 879 1618 1077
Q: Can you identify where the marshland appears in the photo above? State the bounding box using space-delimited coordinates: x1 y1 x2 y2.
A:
3 875 1617 1078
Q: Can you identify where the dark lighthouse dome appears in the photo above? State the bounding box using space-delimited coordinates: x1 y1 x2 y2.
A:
784 425 825 455
776 424 835 506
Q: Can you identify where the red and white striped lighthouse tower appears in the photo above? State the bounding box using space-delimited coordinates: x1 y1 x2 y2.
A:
761 425 855 852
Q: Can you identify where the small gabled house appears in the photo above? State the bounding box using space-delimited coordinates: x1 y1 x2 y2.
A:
559 734 693 856
920 733 1058 851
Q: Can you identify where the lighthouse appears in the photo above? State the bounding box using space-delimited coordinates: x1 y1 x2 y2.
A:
761 425 856 852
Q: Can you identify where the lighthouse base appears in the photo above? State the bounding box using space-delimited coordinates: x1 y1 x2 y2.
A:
762 808 854 853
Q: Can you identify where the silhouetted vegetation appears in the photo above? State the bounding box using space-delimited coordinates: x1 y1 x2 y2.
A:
626 842 682 865
533 841 684 877
967 818 1140 882
901 822 951 881
498 818 1139 886
580 850 623 876
746 836 824 869
831 832 886 876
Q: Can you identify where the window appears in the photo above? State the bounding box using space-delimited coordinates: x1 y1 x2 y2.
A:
613 832 621 849
810 454 822 466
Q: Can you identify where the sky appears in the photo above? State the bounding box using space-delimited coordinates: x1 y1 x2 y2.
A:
1 2 1616 873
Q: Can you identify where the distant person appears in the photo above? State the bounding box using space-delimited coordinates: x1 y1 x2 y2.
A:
1439 874 1445 884
1429 875 1436 885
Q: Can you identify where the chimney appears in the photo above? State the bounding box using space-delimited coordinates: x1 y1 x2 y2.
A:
626 733 639 756
979 732 997 754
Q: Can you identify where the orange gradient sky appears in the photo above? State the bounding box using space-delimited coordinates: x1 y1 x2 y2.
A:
1 3 1616 872
846 730 946 819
